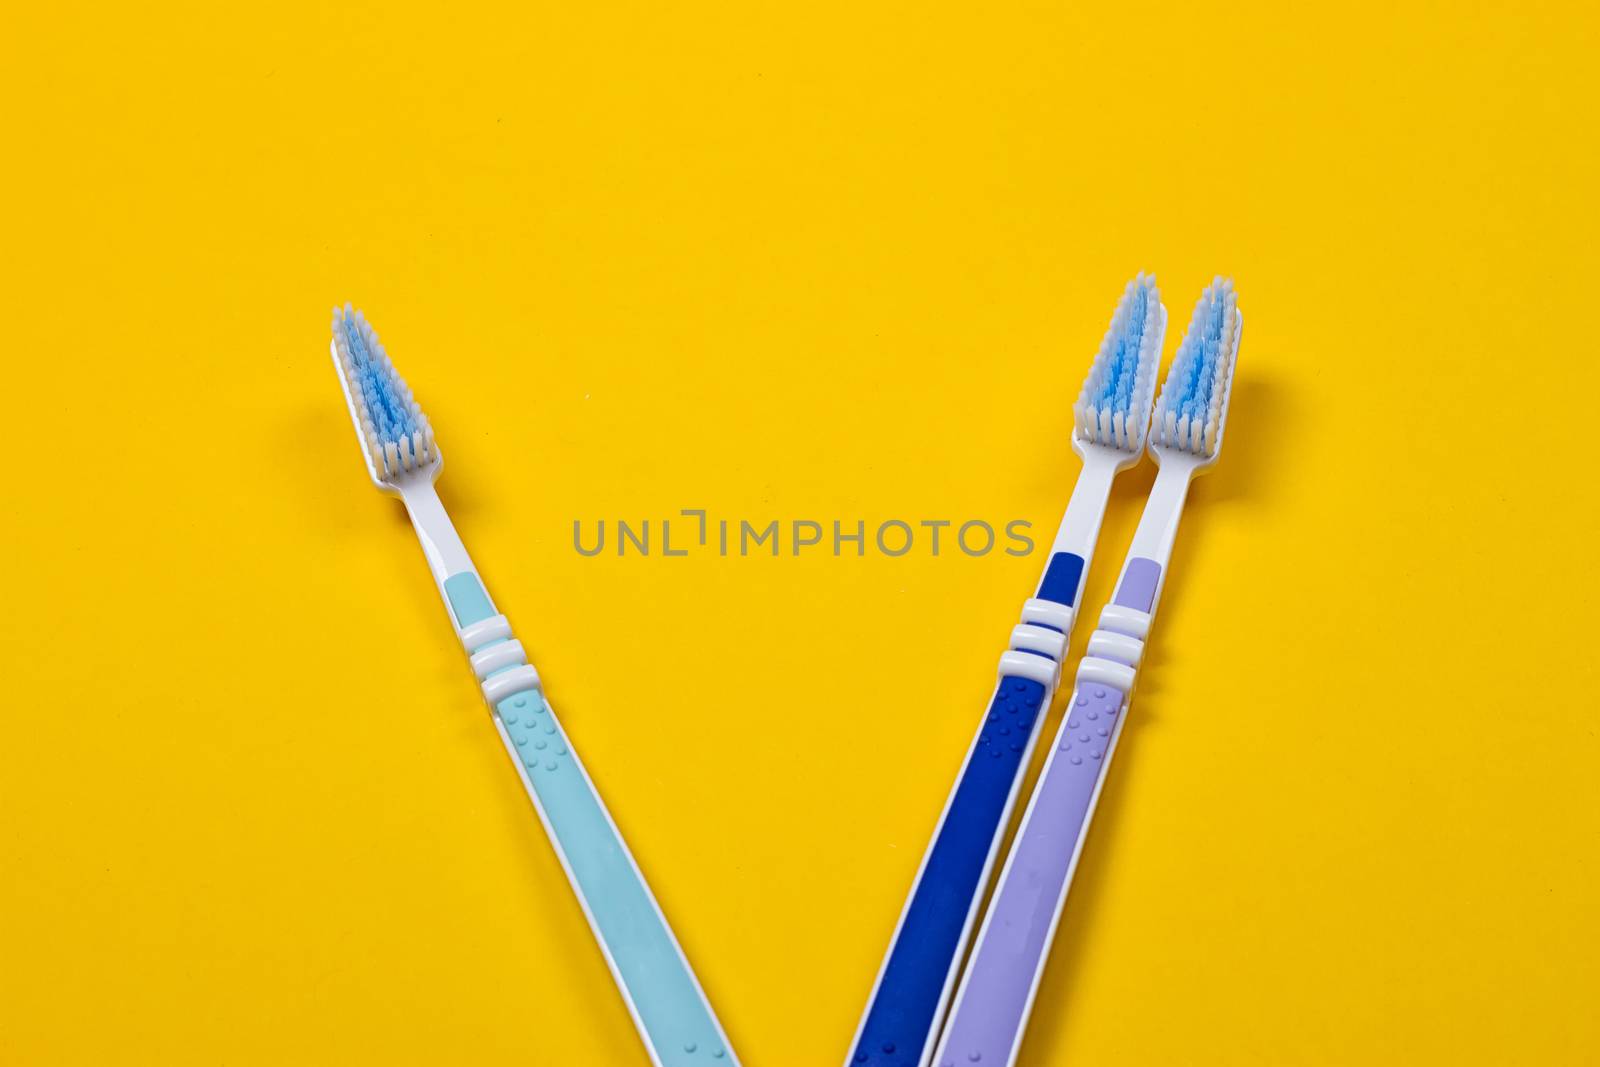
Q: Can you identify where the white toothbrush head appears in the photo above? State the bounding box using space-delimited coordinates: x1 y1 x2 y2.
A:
329 305 439 491
1073 273 1166 461
1149 277 1242 468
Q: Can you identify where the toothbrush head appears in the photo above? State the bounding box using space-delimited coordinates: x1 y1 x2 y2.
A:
329 305 439 490
1149 277 1242 466
1073 273 1166 458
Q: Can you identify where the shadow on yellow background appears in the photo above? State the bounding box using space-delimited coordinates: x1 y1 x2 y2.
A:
2 1 1596 1064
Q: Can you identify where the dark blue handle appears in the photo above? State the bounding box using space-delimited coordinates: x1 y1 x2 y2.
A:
849 674 1050 1067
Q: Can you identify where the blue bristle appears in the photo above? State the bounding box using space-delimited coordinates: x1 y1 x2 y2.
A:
1095 281 1151 414
343 316 417 445
333 305 437 481
1167 285 1231 418
1148 277 1239 457
1074 274 1163 450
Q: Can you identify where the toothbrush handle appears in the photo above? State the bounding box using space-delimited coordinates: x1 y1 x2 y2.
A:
493 692 734 1066
848 552 1086 1067
936 567 1158 1067
849 676 1051 1067
445 573 734 1066
933 680 1127 1067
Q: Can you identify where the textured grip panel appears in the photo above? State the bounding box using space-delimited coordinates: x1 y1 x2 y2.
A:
935 682 1127 1067
498 692 733 1065
850 676 1048 1067
443 569 732 1061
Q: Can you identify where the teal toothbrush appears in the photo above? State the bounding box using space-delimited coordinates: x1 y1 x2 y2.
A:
329 305 737 1066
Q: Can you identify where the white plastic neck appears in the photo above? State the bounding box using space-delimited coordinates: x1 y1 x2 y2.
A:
1048 446 1124 560
398 477 477 592
1122 452 1205 613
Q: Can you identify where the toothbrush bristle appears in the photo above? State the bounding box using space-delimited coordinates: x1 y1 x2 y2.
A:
1150 278 1240 458
1074 273 1162 452
331 305 437 482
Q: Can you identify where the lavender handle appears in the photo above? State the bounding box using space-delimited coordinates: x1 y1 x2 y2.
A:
935 558 1160 1067
933 683 1126 1067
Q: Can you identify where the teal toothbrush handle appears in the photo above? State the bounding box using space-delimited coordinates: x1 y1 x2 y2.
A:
447 573 735 1066
496 693 732 1065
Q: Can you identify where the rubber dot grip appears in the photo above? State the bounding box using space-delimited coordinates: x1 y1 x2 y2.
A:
849 676 1048 1067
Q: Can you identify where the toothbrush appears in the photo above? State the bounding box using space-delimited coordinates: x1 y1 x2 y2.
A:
933 279 1242 1067
329 307 738 1067
847 277 1166 1067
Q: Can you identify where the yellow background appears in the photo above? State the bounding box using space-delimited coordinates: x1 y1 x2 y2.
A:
3 2 1597 1063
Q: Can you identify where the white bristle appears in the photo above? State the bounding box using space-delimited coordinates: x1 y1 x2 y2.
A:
331 305 439 486
1150 278 1240 459
1074 273 1163 452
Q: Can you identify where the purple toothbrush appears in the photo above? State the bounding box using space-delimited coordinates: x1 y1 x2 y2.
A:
933 279 1242 1067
